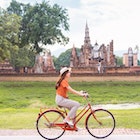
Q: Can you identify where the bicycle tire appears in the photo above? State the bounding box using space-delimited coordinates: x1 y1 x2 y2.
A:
86 109 115 139
36 110 65 140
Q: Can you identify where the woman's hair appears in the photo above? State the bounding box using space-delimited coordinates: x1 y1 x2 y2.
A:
55 70 69 89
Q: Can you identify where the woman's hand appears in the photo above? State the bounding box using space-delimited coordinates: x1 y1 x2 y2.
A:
80 90 89 98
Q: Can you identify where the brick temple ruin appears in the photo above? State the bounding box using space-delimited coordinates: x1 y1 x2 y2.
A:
69 23 140 74
70 22 116 73
33 50 55 73
0 60 15 74
0 22 140 74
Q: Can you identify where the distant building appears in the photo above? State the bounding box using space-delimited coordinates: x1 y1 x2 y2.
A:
70 22 116 73
34 50 55 73
123 47 138 67
0 60 15 73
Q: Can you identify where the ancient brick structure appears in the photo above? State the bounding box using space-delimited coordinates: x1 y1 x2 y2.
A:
70 23 116 73
0 60 15 73
34 50 55 73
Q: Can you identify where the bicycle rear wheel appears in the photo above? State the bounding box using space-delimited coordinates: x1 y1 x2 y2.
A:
86 109 115 138
36 110 65 140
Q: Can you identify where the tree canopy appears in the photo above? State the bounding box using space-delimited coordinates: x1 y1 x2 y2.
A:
0 8 21 61
54 48 80 70
7 0 69 53
0 0 70 70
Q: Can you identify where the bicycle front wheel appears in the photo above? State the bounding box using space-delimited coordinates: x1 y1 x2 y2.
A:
36 110 65 140
86 109 115 139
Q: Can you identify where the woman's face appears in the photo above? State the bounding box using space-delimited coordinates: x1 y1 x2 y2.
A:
66 71 71 78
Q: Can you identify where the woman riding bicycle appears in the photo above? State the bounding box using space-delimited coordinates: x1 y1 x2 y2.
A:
55 67 88 126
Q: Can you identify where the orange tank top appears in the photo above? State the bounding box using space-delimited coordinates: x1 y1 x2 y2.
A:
56 79 69 98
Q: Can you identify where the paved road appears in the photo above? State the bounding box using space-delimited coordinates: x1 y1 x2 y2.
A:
0 135 140 140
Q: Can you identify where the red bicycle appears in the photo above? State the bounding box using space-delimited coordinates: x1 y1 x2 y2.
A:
36 96 115 140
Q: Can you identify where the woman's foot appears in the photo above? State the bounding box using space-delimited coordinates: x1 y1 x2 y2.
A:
63 119 74 126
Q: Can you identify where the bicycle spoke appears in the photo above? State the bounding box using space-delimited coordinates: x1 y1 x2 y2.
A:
86 109 115 138
36 110 65 140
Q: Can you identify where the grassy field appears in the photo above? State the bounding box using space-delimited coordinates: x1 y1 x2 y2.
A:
0 80 140 130
0 108 140 130
0 81 140 108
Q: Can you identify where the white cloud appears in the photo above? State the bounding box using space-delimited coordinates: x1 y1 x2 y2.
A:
65 0 140 54
0 0 11 9
1 0 140 57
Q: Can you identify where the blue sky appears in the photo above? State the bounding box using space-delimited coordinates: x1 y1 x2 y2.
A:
1 0 140 57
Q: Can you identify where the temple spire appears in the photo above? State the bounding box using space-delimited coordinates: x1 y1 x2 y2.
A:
84 21 91 45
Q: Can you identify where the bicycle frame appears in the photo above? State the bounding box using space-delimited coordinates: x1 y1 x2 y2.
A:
42 103 100 131
73 103 102 128
74 103 93 125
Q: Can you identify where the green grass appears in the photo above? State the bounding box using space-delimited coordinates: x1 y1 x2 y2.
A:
0 81 140 108
0 81 140 130
0 108 38 129
0 108 139 130
112 109 140 130
0 81 55 108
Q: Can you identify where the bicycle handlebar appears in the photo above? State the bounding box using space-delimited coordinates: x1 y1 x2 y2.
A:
81 91 89 98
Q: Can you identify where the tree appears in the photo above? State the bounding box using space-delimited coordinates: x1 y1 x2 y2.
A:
116 56 123 66
54 49 71 71
7 0 69 53
7 0 23 16
22 1 69 53
138 60 140 65
54 48 80 70
5 0 69 70
0 8 21 61
10 45 35 70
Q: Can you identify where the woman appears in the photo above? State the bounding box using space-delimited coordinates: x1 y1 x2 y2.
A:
55 67 88 126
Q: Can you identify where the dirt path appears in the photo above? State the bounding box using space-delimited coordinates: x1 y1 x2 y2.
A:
0 128 140 136
1 75 140 82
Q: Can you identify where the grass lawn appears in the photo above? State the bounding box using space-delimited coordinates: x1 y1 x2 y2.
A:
0 81 140 108
0 108 139 130
112 109 140 130
0 81 140 130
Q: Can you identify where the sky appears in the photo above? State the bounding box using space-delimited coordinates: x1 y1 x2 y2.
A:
1 0 140 57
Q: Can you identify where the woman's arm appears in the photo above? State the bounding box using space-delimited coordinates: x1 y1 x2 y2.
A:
67 86 84 96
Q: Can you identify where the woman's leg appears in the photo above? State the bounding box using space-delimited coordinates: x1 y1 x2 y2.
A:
65 99 80 119
56 95 80 120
